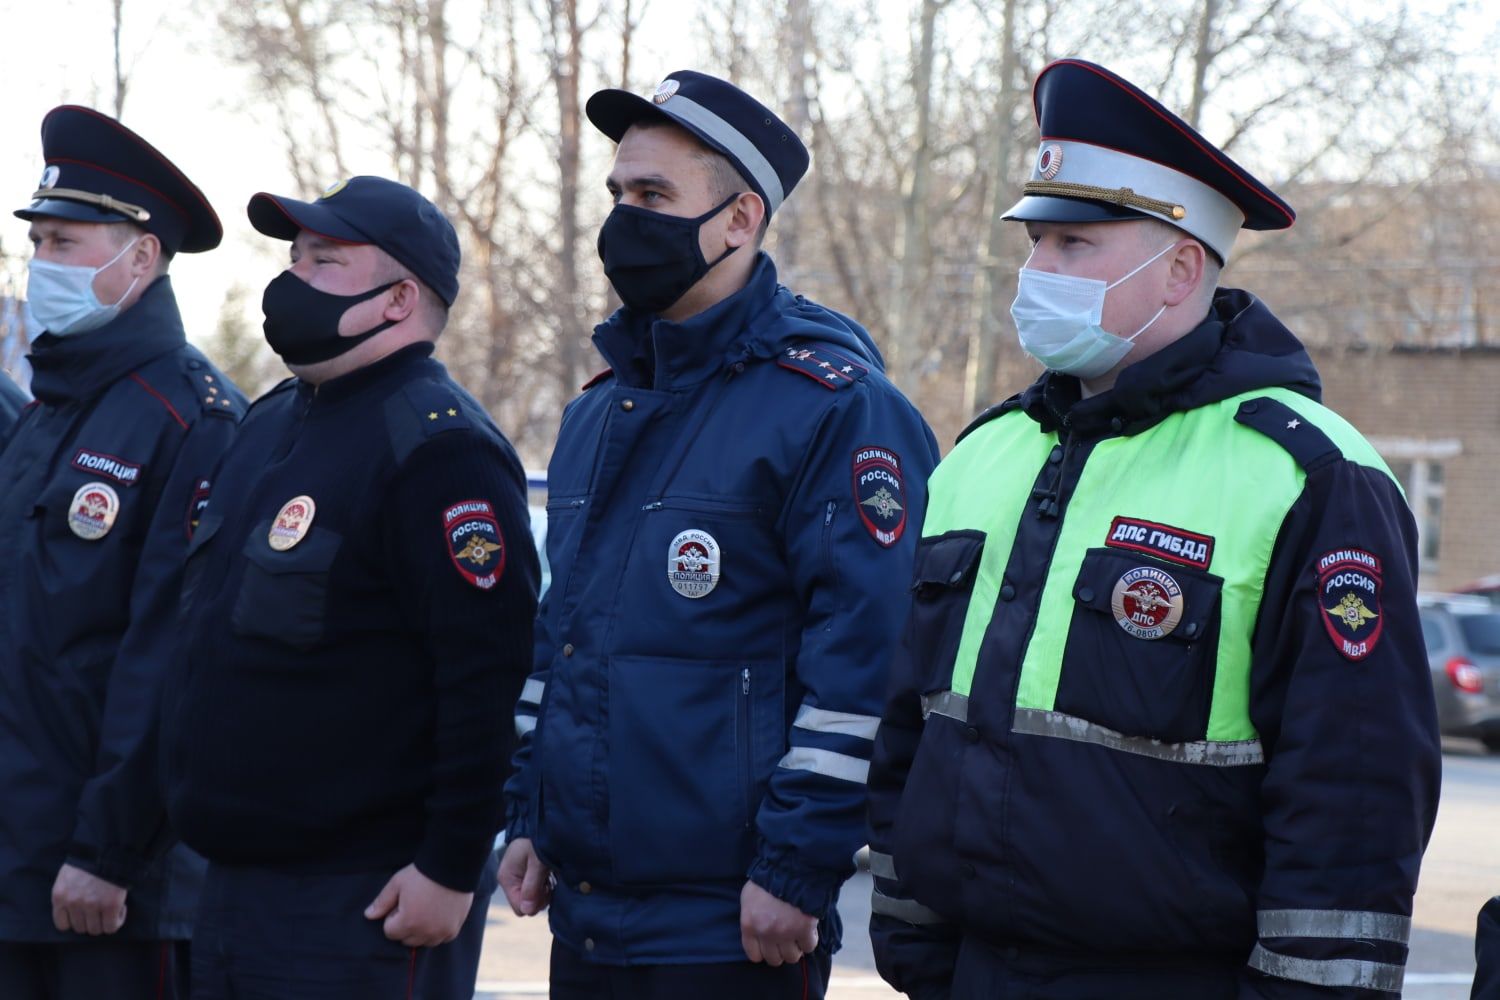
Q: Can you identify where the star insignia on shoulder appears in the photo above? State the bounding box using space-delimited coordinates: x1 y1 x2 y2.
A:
428 411 439 420
1286 418 1301 430
447 408 458 417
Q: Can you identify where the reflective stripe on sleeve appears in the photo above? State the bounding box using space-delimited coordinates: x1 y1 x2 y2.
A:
514 714 537 738
519 678 546 706
1012 708 1264 767
871 887 944 926
1257 908 1412 945
777 747 870 784
1247 944 1404 994
920 690 969 723
866 850 898 881
793 705 881 741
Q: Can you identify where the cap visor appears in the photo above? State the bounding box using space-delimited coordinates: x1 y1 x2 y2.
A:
1001 194 1150 225
586 88 684 143
14 197 133 225
247 193 369 244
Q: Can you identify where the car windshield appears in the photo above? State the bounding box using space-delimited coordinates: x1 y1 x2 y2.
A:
1456 613 1500 654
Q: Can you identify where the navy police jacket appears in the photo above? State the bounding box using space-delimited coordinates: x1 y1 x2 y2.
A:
0 370 26 441
0 277 244 941
161 344 538 894
504 255 939 963
868 290 1441 999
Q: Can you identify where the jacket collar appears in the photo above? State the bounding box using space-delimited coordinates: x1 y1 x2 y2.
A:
593 252 782 389
298 341 436 407
27 277 187 405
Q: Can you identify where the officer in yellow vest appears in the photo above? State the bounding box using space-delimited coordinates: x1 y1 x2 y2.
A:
867 59 1440 999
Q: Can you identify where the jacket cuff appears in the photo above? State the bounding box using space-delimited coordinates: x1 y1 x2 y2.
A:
415 832 493 893
65 843 144 889
747 846 843 918
504 797 534 842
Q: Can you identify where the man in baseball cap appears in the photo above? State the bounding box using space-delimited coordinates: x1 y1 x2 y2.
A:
160 177 538 1000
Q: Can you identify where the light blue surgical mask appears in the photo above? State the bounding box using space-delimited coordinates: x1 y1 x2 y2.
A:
1010 242 1175 379
25 236 142 339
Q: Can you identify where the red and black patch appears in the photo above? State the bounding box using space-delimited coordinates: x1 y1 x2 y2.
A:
185 478 212 539
71 448 143 486
852 446 906 548
1105 516 1214 570
444 500 506 590
1316 548 1384 661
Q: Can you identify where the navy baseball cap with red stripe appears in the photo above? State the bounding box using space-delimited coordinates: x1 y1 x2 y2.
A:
1002 59 1294 263
13 105 222 255
247 176 461 306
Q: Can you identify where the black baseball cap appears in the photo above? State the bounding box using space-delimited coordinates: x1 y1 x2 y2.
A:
247 176 461 306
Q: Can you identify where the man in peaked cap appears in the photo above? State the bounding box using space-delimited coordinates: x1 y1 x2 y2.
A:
0 107 245 1000
498 69 939 999
158 175 538 1000
867 59 1439 998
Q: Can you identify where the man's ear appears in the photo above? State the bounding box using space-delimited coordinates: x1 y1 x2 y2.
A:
1162 240 1207 308
724 192 766 249
382 278 422 323
129 233 163 278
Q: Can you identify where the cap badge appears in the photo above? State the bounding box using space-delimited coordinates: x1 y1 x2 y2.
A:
322 178 349 199
667 528 720 598
39 165 60 190
1110 566 1184 640
68 482 120 541
268 495 317 551
653 78 681 104
1038 144 1063 180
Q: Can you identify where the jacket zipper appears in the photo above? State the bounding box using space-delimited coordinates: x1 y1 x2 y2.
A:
738 666 753 828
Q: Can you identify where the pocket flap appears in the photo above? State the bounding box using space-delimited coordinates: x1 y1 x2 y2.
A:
1072 547 1223 642
240 522 342 573
185 513 223 556
911 530 986 590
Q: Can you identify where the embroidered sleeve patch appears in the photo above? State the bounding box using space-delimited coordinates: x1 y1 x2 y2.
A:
185 478 212 540
853 446 907 548
1317 548 1383 661
445 500 506 590
1105 516 1214 570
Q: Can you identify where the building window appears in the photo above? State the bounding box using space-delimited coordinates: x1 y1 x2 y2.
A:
1386 458 1443 569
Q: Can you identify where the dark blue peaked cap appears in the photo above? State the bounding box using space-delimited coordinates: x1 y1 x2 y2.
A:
1003 59 1294 263
247 176 462 306
586 70 809 216
14 106 222 255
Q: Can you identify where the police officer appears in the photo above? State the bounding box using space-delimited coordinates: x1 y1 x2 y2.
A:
0 106 244 999
159 175 539 1000
0 370 26 439
498 70 940 999
867 59 1441 999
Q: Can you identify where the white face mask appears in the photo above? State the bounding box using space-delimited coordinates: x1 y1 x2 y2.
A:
25 236 142 339
1010 241 1176 379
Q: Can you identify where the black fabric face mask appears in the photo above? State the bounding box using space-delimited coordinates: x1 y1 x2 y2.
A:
260 271 400 365
596 194 740 314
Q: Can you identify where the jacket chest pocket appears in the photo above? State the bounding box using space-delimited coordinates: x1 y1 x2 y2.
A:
908 531 986 696
179 513 223 616
1054 547 1224 744
230 524 342 651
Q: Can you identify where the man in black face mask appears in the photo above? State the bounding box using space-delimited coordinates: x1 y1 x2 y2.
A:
159 176 539 1000
498 71 939 999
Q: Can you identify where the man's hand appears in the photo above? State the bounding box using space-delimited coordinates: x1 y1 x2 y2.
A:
364 864 473 948
498 837 553 916
740 880 818 966
51 863 128 935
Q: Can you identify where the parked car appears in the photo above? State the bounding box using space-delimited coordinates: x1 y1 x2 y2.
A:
1419 592 1500 752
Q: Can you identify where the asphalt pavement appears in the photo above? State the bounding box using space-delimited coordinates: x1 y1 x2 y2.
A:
474 739 1499 998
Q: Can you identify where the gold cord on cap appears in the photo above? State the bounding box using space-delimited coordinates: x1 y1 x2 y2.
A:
27 188 152 223
1023 181 1185 220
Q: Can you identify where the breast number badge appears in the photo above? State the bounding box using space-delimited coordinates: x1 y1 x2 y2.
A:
68 482 120 540
668 529 721 599
268 496 316 551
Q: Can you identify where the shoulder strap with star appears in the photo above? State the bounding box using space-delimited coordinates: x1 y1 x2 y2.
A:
775 342 870 391
1233 396 1343 473
386 378 486 464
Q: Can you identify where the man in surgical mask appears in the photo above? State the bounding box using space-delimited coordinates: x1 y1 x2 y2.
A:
0 107 245 1000
868 60 1438 999
498 70 938 999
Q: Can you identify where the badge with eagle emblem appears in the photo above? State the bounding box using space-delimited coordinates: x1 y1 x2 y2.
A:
852 446 907 548
1316 548 1384 661
445 500 506 590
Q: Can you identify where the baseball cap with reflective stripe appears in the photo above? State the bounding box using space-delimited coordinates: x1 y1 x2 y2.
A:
586 70 809 217
1002 59 1295 264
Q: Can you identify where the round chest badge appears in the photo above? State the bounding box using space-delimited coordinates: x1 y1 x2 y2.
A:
268 495 317 551
667 529 720 599
68 482 120 540
1110 566 1185 640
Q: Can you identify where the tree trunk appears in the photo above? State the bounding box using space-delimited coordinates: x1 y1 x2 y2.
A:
891 0 942 377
